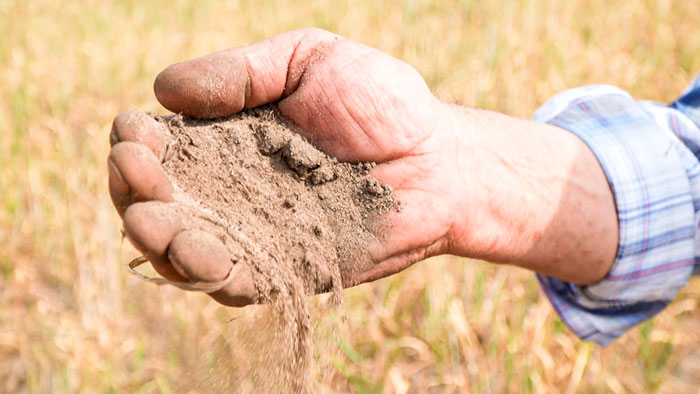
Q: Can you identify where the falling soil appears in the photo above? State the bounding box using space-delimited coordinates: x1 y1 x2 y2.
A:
151 106 396 392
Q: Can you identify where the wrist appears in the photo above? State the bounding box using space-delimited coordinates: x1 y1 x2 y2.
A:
438 103 526 261
437 103 618 284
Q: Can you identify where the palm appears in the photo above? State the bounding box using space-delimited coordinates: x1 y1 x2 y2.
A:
265 40 460 283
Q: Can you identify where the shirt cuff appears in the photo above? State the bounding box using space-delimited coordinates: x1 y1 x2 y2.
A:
533 85 698 345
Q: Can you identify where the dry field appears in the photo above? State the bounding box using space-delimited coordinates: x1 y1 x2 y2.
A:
1 0 700 392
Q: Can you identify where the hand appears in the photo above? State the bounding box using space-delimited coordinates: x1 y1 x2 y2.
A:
108 28 472 306
109 28 619 307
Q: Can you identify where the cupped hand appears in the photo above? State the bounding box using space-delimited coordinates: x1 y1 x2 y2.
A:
108 28 469 306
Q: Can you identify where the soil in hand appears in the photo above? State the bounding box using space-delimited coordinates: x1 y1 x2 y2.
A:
150 105 396 392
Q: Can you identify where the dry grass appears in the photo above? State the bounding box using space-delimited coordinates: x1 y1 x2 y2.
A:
2 0 700 392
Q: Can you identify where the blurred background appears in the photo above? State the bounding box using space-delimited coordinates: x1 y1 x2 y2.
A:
1 0 700 392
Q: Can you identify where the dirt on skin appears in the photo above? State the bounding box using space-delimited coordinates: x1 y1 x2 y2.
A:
150 105 396 392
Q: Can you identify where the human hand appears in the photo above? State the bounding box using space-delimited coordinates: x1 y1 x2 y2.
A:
108 28 471 306
109 27 619 306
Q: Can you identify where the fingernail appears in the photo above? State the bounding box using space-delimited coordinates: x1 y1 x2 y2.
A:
108 157 129 195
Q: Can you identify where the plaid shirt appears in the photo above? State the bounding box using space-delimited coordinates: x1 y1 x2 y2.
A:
534 73 700 345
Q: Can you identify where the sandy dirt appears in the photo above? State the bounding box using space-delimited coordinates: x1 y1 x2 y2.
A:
151 106 396 392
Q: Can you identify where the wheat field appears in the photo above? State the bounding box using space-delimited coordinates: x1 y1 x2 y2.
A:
1 0 700 392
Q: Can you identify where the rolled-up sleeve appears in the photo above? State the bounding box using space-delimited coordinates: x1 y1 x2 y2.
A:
533 81 700 345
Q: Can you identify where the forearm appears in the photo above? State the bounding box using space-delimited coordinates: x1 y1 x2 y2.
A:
443 104 618 284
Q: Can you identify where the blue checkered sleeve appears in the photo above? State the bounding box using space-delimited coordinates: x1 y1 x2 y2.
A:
533 74 700 345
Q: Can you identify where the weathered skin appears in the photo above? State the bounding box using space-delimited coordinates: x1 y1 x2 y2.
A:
108 28 618 306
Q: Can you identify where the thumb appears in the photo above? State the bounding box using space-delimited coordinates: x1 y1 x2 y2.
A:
154 28 342 119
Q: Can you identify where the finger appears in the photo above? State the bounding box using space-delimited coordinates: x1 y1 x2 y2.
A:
110 111 167 160
108 141 173 216
365 198 450 265
154 27 341 118
123 201 186 281
349 238 447 287
168 229 257 307
366 158 454 262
